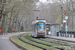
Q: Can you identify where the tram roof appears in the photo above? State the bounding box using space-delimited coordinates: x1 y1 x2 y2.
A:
46 23 59 25
32 19 46 24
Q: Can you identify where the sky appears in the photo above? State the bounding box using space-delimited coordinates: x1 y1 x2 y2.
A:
39 0 68 3
36 0 50 6
39 0 53 3
36 0 68 9
36 0 51 8
39 0 47 3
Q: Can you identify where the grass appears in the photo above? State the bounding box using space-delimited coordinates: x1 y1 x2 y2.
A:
27 34 72 50
11 33 75 50
42 37 75 47
20 33 59 50
11 35 42 50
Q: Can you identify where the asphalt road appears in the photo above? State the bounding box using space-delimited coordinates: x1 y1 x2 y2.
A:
0 32 28 50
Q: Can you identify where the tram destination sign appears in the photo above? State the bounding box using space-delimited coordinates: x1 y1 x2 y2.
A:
38 22 44 24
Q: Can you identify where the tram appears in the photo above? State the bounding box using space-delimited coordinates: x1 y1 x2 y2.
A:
31 19 47 37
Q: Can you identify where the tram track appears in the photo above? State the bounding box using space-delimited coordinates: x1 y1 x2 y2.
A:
11 33 75 50
40 37 75 46
39 38 75 48
37 37 75 49
19 33 65 50
28 34 75 50
18 34 48 50
26 34 65 50
11 34 44 50
10 37 27 50
45 36 75 43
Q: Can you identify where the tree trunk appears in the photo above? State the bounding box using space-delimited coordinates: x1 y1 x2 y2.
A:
8 9 13 32
18 22 20 32
11 16 15 32
1 15 6 33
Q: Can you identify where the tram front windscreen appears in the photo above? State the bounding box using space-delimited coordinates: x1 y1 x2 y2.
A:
37 22 45 31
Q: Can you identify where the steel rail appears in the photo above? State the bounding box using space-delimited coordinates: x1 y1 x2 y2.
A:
18 34 48 50
26 34 65 50
39 38 75 48
10 37 27 50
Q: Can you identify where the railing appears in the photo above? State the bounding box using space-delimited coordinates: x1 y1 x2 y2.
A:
58 31 75 38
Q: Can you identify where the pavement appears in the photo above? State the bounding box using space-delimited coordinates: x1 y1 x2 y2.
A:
0 32 29 50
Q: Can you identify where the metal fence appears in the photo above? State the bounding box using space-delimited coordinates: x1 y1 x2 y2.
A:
59 31 75 38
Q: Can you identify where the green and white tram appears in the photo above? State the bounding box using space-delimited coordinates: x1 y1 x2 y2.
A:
31 19 46 37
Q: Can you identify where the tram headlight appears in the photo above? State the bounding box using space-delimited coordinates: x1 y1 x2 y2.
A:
37 31 45 33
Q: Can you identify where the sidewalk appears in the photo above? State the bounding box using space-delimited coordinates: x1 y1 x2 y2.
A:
0 32 29 50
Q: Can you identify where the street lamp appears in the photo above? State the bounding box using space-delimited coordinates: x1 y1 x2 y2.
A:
60 4 63 30
72 3 74 30
72 11 73 30
34 10 40 20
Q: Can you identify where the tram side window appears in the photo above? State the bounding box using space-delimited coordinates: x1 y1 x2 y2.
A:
33 25 34 32
32 25 33 32
34 24 36 32
32 24 35 32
